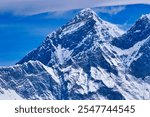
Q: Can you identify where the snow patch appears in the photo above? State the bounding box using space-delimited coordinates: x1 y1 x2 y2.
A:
0 88 23 100
88 80 99 92
43 65 60 85
55 45 72 65
61 22 85 36
65 67 88 95
110 36 150 67
91 67 115 88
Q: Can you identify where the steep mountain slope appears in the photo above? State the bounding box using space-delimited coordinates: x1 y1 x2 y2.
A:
17 8 124 67
0 9 150 100
0 61 61 99
111 14 150 79
112 14 150 49
129 36 150 78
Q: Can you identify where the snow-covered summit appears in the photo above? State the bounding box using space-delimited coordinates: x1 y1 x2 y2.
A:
49 8 123 40
78 8 97 18
68 8 101 24
66 8 124 38
79 8 95 14
141 13 150 21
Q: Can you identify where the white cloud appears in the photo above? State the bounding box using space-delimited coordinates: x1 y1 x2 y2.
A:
0 0 149 15
94 6 126 15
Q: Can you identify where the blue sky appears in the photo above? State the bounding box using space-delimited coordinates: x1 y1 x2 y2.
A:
0 1 150 66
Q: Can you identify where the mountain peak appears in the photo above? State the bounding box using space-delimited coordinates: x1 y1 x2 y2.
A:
140 13 150 21
68 8 101 24
112 13 150 49
79 8 96 16
17 8 123 66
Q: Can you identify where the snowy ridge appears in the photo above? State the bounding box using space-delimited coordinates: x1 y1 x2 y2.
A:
112 12 150 49
68 8 99 24
95 20 124 41
60 21 86 36
47 8 124 41
0 61 61 100
110 36 150 67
